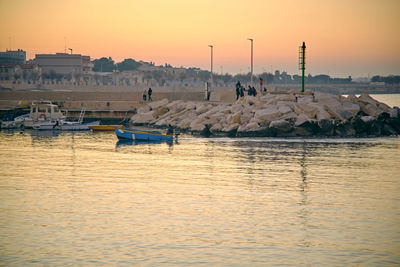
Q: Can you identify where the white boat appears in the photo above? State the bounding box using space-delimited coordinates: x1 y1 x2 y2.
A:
60 120 100 130
32 119 101 131
23 101 66 128
32 108 100 131
1 114 29 129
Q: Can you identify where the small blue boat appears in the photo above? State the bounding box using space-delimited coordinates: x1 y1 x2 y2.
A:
115 127 173 142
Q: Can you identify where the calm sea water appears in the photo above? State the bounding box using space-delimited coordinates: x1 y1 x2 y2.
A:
369 94 400 108
0 129 399 266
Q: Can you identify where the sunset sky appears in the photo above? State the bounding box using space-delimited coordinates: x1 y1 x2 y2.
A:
0 0 399 77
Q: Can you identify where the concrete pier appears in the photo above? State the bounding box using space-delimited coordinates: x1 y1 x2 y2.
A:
0 90 235 119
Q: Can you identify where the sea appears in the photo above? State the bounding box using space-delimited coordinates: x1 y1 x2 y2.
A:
0 94 399 266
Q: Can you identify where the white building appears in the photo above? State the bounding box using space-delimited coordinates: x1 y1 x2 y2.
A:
35 53 92 75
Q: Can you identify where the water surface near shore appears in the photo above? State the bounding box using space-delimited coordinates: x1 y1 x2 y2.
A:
0 131 399 265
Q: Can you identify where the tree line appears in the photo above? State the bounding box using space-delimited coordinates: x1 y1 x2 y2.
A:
92 57 399 85
371 75 400 84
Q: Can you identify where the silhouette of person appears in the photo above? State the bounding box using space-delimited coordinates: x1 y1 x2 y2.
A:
142 90 147 101
148 88 152 101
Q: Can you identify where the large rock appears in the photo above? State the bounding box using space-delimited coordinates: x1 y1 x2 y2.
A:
149 98 169 110
361 103 384 117
335 121 356 137
189 119 206 131
318 119 335 135
254 107 281 122
389 108 399 118
278 104 292 114
153 106 169 118
237 121 260 132
342 102 360 115
131 111 154 124
295 113 313 127
269 119 292 133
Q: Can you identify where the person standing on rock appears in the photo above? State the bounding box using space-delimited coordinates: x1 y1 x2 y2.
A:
240 86 245 98
248 85 253 96
235 81 241 100
235 81 242 100
148 88 152 102
142 90 147 102
259 77 263 92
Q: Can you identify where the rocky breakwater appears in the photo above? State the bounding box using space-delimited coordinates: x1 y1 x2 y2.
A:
129 91 400 137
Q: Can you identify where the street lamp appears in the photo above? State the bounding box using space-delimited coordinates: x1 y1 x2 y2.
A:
208 45 213 85
248 38 253 85
207 45 213 101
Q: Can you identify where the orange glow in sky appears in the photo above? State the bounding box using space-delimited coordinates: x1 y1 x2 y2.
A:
0 0 399 77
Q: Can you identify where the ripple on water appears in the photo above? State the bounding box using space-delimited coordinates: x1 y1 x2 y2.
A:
0 131 399 265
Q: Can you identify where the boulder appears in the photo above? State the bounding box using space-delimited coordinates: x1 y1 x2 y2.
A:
293 103 319 118
335 121 356 137
295 113 313 127
222 123 240 133
278 104 292 114
315 107 331 121
314 92 341 109
149 98 169 110
318 119 335 135
358 94 380 106
388 117 400 133
369 120 384 136
153 106 169 118
137 105 151 114
237 121 260 132
210 123 224 132
291 126 313 136
231 111 241 124
195 103 211 115
230 103 243 114
269 119 292 133
342 102 360 115
280 112 298 121
382 124 397 136
361 103 383 117
361 116 375 123
131 111 154 124
389 108 399 118
297 95 314 104
254 107 281 122
190 120 206 132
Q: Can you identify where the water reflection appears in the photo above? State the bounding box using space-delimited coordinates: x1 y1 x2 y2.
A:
298 141 311 248
1 131 399 266
116 139 173 147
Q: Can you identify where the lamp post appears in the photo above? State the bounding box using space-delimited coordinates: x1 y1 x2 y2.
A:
208 45 213 85
248 38 253 85
206 45 213 101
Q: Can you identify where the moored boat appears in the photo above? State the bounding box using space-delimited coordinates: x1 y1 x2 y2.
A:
115 127 173 141
89 125 123 132
1 114 29 129
23 101 66 128
32 120 100 130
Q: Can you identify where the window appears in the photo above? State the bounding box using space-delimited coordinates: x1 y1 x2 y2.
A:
53 106 59 112
38 106 46 112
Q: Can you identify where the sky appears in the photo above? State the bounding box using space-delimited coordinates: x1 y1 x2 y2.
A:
0 0 399 77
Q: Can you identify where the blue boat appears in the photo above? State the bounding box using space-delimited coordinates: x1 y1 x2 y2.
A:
115 127 173 142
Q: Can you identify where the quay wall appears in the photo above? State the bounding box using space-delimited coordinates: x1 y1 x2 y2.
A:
0 90 236 119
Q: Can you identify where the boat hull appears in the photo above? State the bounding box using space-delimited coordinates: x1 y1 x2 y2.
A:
89 125 122 132
60 121 100 131
32 120 100 130
115 128 173 141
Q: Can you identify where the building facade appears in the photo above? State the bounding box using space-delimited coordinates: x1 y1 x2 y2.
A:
0 49 26 65
35 53 92 75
